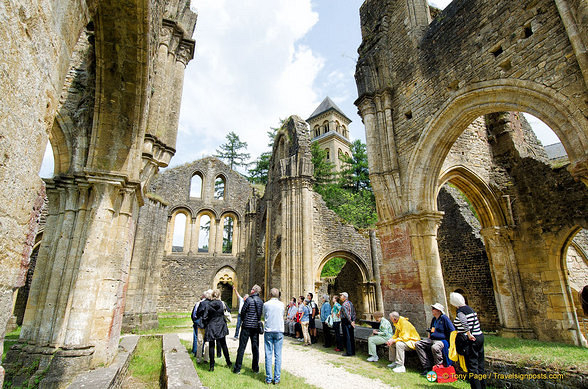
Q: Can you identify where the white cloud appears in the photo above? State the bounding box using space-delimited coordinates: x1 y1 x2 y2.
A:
173 0 322 168
428 0 453 9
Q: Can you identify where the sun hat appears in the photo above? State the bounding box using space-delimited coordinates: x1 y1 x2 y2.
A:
431 303 445 314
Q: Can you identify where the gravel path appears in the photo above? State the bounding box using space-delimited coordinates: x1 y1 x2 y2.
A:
178 331 397 389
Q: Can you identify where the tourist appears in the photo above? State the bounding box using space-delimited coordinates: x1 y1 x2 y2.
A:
195 289 212 363
232 286 248 339
300 299 311 346
295 296 305 340
263 288 285 384
386 311 420 373
307 292 319 343
339 292 356 356
191 293 204 355
415 303 455 375
233 284 264 374
330 295 344 351
366 311 393 363
320 294 332 347
203 289 232 371
285 297 298 336
450 292 485 389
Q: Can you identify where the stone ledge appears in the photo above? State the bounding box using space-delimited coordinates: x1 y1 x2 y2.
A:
162 333 204 389
68 335 139 388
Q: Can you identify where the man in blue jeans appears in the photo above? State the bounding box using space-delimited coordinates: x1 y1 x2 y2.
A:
263 288 285 384
233 284 264 374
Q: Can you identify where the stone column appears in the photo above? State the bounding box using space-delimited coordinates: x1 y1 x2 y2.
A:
369 230 384 312
480 227 534 338
405 212 447 325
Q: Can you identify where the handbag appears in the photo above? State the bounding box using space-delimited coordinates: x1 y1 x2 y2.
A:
258 320 264 334
325 314 334 327
433 364 457 383
223 302 232 323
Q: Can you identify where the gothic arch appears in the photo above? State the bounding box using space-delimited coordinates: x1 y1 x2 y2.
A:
315 250 370 283
213 266 238 308
408 79 588 212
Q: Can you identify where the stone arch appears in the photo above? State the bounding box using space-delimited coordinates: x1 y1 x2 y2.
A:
196 210 216 254
50 112 73 175
190 171 203 198
408 79 588 212
316 251 369 285
220 211 239 255
213 266 238 309
214 174 226 200
167 208 191 253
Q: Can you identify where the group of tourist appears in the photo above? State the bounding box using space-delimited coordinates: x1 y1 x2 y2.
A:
284 292 357 356
365 292 486 389
193 287 485 388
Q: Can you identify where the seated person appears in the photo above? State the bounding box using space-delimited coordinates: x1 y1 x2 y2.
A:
366 311 393 362
415 303 455 375
386 311 420 373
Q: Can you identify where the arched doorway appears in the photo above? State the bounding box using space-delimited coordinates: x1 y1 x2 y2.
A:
213 266 238 309
316 251 374 320
561 228 588 342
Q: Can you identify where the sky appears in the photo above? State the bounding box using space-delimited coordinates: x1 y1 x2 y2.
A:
38 0 560 178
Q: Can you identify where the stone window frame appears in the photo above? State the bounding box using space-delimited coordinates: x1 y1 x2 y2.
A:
189 171 204 198
196 210 216 254
220 212 239 255
167 208 193 254
214 174 227 200
322 120 329 134
325 148 330 160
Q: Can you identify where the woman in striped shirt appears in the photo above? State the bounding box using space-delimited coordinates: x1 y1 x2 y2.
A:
450 292 485 389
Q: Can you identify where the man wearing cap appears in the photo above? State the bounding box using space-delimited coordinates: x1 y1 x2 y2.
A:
339 292 356 356
415 303 455 375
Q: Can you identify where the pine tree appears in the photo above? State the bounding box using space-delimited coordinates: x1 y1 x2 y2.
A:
310 142 335 189
339 140 370 192
248 152 271 185
214 131 250 170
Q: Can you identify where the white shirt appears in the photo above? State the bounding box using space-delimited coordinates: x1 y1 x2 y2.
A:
263 298 285 333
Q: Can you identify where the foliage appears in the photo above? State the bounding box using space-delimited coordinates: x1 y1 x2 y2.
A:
310 142 336 189
320 257 346 277
315 184 378 229
248 152 271 185
214 131 251 170
339 139 370 192
124 336 162 389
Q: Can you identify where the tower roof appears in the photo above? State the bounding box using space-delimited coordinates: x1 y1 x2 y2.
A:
307 96 352 123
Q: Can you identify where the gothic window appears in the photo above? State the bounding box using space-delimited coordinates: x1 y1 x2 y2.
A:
323 120 329 133
198 214 211 252
338 148 344 160
172 212 187 252
223 216 235 254
214 175 225 200
325 149 330 160
335 120 341 134
190 172 203 198
313 125 320 138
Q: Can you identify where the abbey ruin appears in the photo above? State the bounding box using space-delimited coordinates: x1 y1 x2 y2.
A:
0 0 587 387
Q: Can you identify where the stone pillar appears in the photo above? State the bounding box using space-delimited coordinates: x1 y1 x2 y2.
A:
369 230 384 312
405 212 447 325
6 174 140 386
480 227 534 338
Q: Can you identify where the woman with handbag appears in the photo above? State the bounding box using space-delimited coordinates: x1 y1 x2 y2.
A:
202 289 232 371
450 292 485 389
330 295 344 351
320 294 332 347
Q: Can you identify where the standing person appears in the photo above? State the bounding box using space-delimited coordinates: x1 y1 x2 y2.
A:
415 303 455 375
232 286 248 339
284 297 297 336
386 311 421 373
295 296 305 341
195 289 212 363
263 288 285 385
191 294 204 355
366 312 393 362
450 292 485 389
307 293 319 343
330 295 344 351
203 289 232 371
233 284 264 374
339 292 356 356
320 294 332 347
299 299 311 346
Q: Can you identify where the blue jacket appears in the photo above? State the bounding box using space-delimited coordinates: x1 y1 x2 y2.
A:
320 302 331 322
429 314 455 341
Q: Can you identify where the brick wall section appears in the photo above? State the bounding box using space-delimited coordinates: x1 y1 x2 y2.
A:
438 185 499 331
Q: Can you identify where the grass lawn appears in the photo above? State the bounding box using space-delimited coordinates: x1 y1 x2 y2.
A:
484 334 588 372
2 327 21 362
122 336 163 389
180 339 319 388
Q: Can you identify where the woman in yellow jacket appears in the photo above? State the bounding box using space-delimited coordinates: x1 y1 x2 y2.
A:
386 312 421 373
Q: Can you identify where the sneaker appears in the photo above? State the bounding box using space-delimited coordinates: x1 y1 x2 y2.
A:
297 338 304 342
387 362 398 368
392 365 406 373
366 356 378 362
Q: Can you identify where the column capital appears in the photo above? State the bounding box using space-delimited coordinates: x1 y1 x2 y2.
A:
480 226 514 245
382 211 444 236
567 156 588 187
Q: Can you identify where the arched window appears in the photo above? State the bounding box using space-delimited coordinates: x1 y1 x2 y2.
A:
198 214 211 252
190 173 203 198
214 176 225 200
172 213 187 252
223 216 235 254
313 125 320 138
323 120 329 133
325 149 330 160
338 148 344 160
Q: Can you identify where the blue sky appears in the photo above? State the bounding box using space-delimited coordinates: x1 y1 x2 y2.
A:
39 0 560 177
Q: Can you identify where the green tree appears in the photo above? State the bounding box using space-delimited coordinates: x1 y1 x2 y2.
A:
214 131 250 170
247 152 271 185
311 142 335 189
339 140 370 192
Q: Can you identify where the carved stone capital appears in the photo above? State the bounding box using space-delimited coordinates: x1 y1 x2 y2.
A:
396 211 444 237
480 226 514 246
567 157 588 187
355 95 376 117
176 39 195 66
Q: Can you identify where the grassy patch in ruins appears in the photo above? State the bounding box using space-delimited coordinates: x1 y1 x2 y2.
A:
122 336 163 389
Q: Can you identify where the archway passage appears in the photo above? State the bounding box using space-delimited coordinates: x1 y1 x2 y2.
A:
563 229 588 340
213 267 238 309
317 252 374 320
